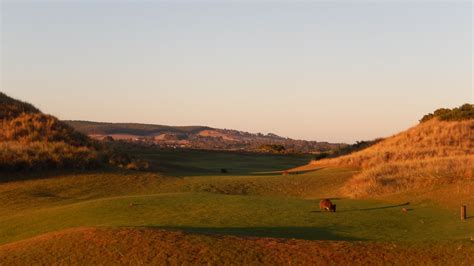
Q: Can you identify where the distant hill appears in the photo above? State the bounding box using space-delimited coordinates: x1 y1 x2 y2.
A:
65 120 345 154
65 120 211 136
296 104 474 197
0 92 102 171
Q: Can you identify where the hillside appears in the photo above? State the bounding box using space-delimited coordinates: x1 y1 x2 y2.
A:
0 92 102 171
65 120 345 154
298 104 474 197
1 227 472 265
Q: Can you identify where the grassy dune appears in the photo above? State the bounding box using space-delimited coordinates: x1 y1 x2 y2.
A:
0 93 102 171
302 119 473 197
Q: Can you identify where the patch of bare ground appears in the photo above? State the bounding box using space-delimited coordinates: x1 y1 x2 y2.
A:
1 227 473 265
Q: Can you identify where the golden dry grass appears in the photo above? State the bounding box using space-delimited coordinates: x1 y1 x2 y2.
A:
0 110 102 171
306 119 474 197
1 227 473 265
343 156 473 197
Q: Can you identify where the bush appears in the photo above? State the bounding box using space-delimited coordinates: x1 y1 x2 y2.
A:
0 92 103 172
0 141 103 171
0 92 40 120
0 113 90 146
313 152 330 160
259 144 286 153
420 103 473 123
108 153 150 171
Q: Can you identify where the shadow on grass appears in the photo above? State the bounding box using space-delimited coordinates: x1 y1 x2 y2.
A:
251 168 326 176
144 225 364 241
0 168 118 183
310 202 411 213
0 148 312 181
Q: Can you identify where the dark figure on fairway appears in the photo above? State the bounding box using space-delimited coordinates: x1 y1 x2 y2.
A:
319 199 336 212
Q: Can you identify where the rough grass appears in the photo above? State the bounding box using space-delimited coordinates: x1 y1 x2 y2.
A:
1 149 473 264
0 92 102 171
0 141 102 171
1 227 473 265
343 156 473 197
316 119 473 168
306 119 474 197
1 191 473 246
0 92 40 120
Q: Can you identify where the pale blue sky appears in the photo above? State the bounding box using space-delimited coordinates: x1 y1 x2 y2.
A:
1 1 472 143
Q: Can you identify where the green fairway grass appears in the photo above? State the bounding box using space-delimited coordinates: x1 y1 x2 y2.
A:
0 149 472 249
1 192 473 245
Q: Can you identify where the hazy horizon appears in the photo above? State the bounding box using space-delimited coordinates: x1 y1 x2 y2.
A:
1 1 472 143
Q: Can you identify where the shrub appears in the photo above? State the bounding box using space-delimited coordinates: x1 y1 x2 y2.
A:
108 153 150 171
0 92 40 120
420 103 473 123
0 92 103 172
0 141 103 171
259 144 286 153
0 113 90 146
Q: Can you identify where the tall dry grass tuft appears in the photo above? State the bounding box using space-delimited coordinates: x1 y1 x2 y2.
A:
0 92 103 171
0 141 102 171
0 92 40 120
0 113 90 146
312 118 474 197
342 156 473 197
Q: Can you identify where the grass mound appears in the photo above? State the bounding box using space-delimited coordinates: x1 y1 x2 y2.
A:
305 105 474 197
0 92 103 171
1 227 472 265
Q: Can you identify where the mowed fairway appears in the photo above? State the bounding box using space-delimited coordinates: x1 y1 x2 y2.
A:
1 149 473 264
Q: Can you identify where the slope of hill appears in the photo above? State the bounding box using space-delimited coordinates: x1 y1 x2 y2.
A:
65 120 211 136
1 227 472 265
301 104 474 197
0 92 40 120
0 93 102 171
65 120 345 154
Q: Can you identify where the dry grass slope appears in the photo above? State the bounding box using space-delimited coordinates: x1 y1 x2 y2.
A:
1 227 472 265
0 92 102 171
310 118 473 197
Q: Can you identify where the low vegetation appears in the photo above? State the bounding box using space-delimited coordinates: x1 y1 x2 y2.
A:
344 156 472 196
0 141 102 171
0 92 39 120
307 104 473 197
0 93 103 171
0 146 472 264
0 92 156 172
312 139 382 161
420 103 474 123
258 144 286 153
1 227 472 265
1 94 472 264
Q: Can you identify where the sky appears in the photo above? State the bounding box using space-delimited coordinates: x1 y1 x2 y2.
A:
1 1 472 143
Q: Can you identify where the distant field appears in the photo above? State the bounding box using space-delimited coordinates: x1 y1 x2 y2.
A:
0 149 473 264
